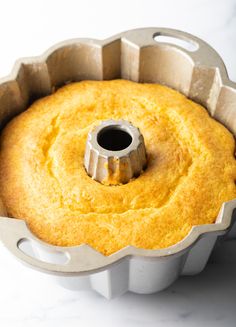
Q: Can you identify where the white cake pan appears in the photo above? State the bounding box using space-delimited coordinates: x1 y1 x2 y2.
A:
0 28 236 299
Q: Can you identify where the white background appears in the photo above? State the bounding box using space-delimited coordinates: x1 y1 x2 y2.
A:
0 0 236 81
0 0 236 326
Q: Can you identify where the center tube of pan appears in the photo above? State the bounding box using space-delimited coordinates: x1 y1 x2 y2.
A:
84 119 147 185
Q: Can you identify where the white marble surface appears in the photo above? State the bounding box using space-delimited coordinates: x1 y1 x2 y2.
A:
1 242 236 327
0 0 236 326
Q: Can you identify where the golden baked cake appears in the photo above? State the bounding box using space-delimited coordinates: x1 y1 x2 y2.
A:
0 80 236 255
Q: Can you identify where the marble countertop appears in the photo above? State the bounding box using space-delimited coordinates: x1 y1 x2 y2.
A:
1 241 236 327
0 0 236 326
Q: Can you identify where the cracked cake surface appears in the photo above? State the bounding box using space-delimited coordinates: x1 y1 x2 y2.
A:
0 79 236 255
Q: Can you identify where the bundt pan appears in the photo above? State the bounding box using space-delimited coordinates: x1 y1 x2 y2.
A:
0 28 236 299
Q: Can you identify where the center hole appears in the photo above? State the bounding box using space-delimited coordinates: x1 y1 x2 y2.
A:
97 126 132 151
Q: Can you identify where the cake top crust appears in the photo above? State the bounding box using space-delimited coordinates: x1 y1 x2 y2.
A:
0 79 235 255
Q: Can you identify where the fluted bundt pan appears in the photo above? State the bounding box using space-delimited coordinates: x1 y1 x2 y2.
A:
0 28 236 298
